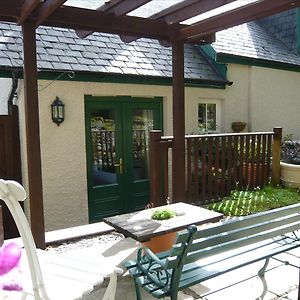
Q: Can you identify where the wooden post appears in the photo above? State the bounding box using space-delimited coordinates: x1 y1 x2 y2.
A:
149 130 163 207
22 21 45 249
172 40 186 203
271 127 282 186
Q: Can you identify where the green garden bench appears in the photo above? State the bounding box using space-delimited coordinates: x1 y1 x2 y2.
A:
123 203 300 300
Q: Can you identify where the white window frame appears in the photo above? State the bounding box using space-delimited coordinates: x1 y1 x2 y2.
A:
198 99 221 133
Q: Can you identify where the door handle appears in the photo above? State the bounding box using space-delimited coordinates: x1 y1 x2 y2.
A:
114 158 123 174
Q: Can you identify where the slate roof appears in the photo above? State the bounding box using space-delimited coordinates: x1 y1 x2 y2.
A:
0 22 225 82
212 21 300 66
257 9 297 52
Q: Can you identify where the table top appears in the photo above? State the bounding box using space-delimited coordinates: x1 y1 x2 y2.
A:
103 202 223 242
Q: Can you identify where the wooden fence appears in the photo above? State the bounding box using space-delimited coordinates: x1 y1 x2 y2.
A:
149 127 282 207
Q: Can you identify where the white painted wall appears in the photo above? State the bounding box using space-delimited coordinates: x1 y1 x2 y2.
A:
223 64 300 139
249 66 300 139
15 65 300 230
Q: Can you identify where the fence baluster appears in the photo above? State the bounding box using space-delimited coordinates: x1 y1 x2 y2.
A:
214 136 220 200
193 138 199 202
220 136 227 197
186 138 192 202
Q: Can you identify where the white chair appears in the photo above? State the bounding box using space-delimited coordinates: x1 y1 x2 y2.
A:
0 179 123 299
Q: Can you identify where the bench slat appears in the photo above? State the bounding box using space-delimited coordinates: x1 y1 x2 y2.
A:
171 213 300 257
179 238 300 289
167 220 300 267
175 203 300 244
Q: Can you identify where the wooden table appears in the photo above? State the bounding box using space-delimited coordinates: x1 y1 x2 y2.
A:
104 202 223 252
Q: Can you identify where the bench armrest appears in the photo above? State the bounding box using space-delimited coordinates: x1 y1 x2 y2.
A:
137 247 172 287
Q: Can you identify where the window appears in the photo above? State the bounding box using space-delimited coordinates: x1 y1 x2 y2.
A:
198 103 217 132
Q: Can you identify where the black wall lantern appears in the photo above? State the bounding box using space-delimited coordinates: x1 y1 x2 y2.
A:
51 97 65 126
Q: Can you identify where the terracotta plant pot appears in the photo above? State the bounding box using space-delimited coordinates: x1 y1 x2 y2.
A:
232 122 246 133
143 232 177 253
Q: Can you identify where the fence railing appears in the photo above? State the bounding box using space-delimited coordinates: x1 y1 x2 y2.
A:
149 127 282 207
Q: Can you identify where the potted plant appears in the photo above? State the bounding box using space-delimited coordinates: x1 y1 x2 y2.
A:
151 208 176 220
280 137 300 188
232 121 246 133
143 205 181 253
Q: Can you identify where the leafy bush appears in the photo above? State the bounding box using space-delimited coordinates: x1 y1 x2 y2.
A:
151 208 176 220
281 139 300 165
208 186 299 216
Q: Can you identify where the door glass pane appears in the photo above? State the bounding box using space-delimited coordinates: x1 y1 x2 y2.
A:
91 109 116 186
133 109 154 181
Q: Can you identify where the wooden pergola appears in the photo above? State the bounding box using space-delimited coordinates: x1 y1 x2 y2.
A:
0 0 299 248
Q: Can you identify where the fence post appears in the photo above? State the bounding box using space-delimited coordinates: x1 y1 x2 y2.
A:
149 130 163 207
271 127 282 186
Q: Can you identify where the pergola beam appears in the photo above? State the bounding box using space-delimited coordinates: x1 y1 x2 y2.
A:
152 0 235 24
101 0 151 16
45 6 177 41
177 0 300 41
35 0 68 27
76 0 151 39
18 0 40 24
0 0 23 21
121 0 225 44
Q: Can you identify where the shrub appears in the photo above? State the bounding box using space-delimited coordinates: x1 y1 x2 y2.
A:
151 208 176 220
281 139 300 165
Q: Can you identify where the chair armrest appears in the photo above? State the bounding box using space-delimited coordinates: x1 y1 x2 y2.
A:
136 247 171 288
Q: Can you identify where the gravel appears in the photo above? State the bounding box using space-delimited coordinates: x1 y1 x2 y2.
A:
45 232 125 254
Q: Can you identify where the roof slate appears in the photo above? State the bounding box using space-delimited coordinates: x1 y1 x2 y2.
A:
212 21 300 66
0 22 225 82
257 9 297 52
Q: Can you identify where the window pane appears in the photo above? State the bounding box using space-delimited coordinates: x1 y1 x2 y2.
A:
132 109 154 181
198 104 206 129
207 104 216 130
91 109 117 186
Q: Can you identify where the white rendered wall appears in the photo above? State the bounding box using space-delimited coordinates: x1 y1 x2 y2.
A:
249 66 300 139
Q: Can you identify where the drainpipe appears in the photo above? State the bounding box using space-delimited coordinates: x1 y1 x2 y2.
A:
7 72 19 115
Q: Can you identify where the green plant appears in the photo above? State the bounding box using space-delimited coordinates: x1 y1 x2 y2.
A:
151 208 176 220
281 134 300 165
207 185 299 216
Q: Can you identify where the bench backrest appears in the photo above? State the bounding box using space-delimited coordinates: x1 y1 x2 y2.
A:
166 203 300 269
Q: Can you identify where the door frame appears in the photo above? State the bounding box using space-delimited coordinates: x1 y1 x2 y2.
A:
84 95 163 222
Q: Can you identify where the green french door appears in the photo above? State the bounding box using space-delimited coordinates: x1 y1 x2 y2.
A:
85 96 162 222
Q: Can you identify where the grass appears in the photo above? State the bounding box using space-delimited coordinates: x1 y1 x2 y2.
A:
207 185 300 216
